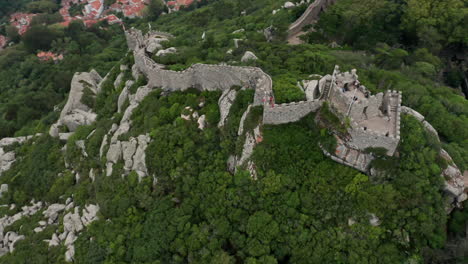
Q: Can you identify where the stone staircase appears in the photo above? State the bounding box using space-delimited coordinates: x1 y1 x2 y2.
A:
334 144 372 172
320 79 332 100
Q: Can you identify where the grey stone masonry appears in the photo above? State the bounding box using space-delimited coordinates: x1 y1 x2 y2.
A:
327 66 402 156
120 27 467 212
288 0 338 37
128 28 274 107
263 101 322 125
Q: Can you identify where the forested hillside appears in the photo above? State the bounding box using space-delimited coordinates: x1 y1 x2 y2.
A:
0 0 466 263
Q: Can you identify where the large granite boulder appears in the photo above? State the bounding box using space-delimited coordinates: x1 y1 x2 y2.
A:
49 70 102 137
156 47 177 57
241 51 258 62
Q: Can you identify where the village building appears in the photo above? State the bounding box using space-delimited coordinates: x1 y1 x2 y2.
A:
9 13 36 35
0 36 7 50
110 0 149 18
37 51 64 62
166 0 195 11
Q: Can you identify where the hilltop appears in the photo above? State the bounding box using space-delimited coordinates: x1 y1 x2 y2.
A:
0 0 467 263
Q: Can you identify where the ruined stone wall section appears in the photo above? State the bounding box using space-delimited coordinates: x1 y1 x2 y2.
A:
328 84 351 116
348 127 399 156
321 146 368 173
393 91 402 139
133 50 273 106
263 100 322 125
288 0 338 37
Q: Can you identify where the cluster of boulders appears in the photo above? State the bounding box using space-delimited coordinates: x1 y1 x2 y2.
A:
103 73 154 179
0 200 43 256
50 70 102 140
272 0 311 14
297 75 322 101
42 199 99 262
156 47 177 57
180 106 206 130
0 136 36 177
145 34 170 54
0 148 15 178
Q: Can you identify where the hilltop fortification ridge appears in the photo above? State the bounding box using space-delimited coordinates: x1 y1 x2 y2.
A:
287 0 338 42
122 28 465 211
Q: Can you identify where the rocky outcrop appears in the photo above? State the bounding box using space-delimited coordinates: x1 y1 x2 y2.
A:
283 2 296 8
303 80 319 101
104 82 153 178
156 47 177 57
43 199 99 262
0 135 38 177
50 70 102 137
238 125 262 166
238 104 252 136
0 148 15 177
117 80 134 113
218 88 237 127
241 51 258 62
146 36 169 53
0 200 43 256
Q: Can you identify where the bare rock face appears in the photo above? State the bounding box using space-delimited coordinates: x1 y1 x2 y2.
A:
238 104 252 136
43 204 66 225
237 125 261 166
117 80 134 113
146 36 169 53
197 115 206 130
304 80 318 101
218 89 237 127
0 136 38 176
50 70 102 137
132 134 150 179
241 51 258 62
156 47 177 57
0 148 15 177
284 1 295 8
43 201 99 262
0 201 43 255
440 149 467 211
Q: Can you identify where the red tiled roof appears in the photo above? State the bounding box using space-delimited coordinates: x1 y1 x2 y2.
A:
37 51 64 61
90 0 102 10
0 35 7 49
9 13 37 35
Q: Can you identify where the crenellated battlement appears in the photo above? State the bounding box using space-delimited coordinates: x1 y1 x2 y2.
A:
126 28 402 169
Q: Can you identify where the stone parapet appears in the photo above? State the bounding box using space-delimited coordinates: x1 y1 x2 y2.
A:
133 49 274 107
288 0 338 37
263 100 322 125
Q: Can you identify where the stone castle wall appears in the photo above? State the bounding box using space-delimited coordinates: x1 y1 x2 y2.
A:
348 125 399 155
288 0 338 37
132 42 273 106
263 100 322 125
327 83 350 114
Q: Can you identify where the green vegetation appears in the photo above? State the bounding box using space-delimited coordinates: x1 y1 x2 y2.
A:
0 21 126 138
0 0 466 262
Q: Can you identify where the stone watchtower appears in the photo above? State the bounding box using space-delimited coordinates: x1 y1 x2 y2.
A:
316 66 401 172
